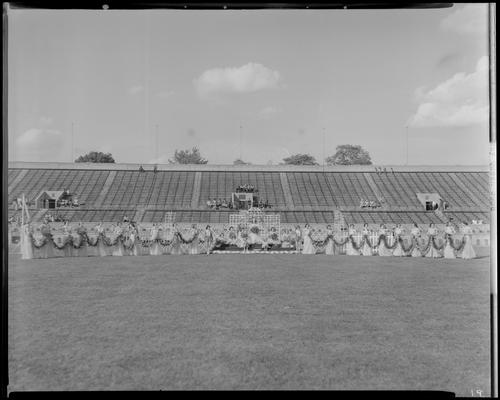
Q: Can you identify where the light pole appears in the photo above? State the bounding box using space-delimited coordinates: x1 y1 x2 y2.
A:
155 124 159 161
322 127 326 171
239 124 242 161
406 126 409 165
71 122 74 162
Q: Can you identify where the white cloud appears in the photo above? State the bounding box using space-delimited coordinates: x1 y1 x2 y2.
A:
194 62 281 99
15 128 66 161
441 4 488 36
408 56 489 128
128 85 144 95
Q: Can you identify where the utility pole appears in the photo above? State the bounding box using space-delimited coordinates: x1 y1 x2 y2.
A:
406 126 409 166
71 122 74 162
155 124 159 161
239 124 242 161
322 127 326 171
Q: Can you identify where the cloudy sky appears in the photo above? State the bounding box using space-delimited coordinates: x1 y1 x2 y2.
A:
8 4 490 165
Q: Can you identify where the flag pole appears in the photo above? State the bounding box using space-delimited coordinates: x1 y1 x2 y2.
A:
21 194 24 226
322 127 326 171
406 126 409 166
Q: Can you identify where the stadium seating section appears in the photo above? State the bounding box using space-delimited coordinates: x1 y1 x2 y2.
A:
8 165 491 225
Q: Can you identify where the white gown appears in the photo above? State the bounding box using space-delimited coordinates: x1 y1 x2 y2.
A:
378 229 393 257
410 228 422 257
459 226 476 259
392 228 404 257
112 228 124 256
294 229 302 252
346 229 360 256
248 224 261 246
96 226 108 257
20 225 34 260
205 229 214 253
324 229 335 255
302 228 316 254
361 229 372 256
443 227 456 259
425 228 441 258
150 227 161 256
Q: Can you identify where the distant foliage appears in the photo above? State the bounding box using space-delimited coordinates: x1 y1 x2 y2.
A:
169 147 208 164
326 145 372 165
282 154 318 165
75 151 115 163
233 159 252 165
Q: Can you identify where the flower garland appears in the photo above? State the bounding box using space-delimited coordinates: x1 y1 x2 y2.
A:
27 228 469 255
414 236 431 255
349 235 366 252
364 234 379 250
379 234 399 250
333 236 350 246
70 234 85 249
52 236 73 250
30 233 51 249
159 238 173 247
431 235 446 252
100 234 123 247
177 230 198 244
400 237 416 254
442 234 465 252
121 236 136 251
141 239 155 248
83 233 100 247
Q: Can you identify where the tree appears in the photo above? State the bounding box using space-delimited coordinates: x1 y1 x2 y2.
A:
282 153 318 165
233 159 251 165
326 145 372 165
75 151 115 163
169 147 208 164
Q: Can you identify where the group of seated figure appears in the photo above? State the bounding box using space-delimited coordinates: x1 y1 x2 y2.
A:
138 165 158 173
235 184 257 193
255 199 271 209
374 166 393 174
43 213 67 223
207 198 234 209
57 197 80 208
359 199 381 208
206 198 272 210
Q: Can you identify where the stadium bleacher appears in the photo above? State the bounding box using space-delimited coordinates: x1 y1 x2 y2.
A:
8 163 491 226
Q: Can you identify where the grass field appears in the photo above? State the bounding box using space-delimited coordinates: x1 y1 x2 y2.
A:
8 254 491 394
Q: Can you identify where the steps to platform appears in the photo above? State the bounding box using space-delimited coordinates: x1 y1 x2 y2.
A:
433 209 448 224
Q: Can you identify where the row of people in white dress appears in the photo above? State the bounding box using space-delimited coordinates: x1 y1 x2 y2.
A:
299 222 476 259
20 221 477 259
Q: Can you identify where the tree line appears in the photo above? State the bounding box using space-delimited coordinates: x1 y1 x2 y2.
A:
75 144 372 166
